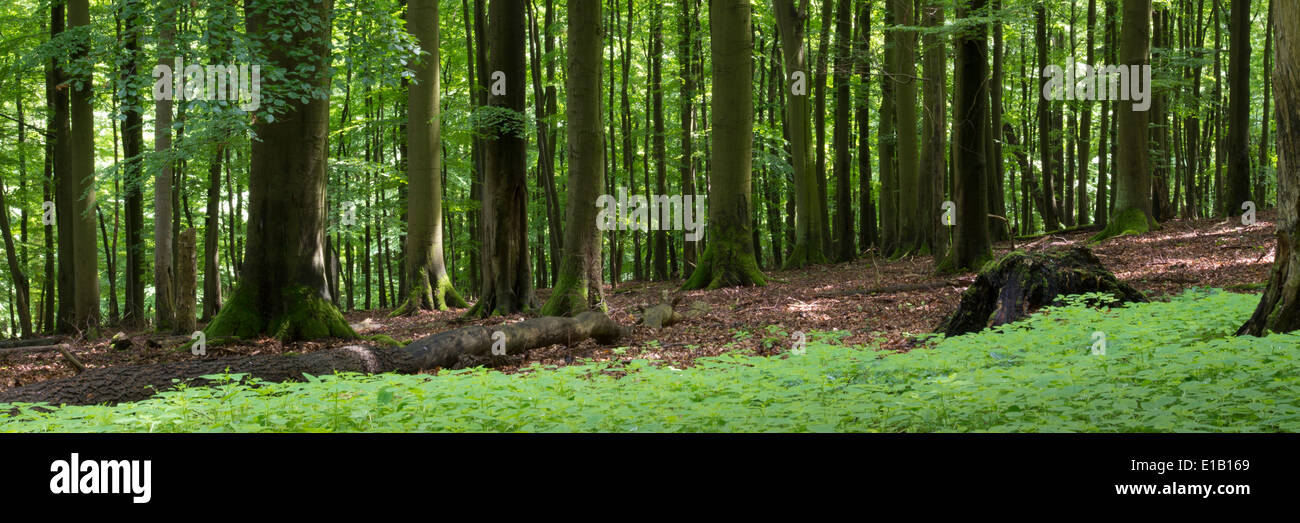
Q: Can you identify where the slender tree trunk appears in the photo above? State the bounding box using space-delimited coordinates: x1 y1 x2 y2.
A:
773 0 828 268
855 1 876 250
832 0 855 261
680 1 698 273
1035 3 1061 232
813 0 834 257
921 0 947 261
154 0 175 331
68 0 99 330
1092 0 1156 241
542 0 607 316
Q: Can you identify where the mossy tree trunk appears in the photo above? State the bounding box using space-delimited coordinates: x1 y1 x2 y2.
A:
1091 0 1156 242
773 0 828 269
467 0 535 317
541 0 606 317
395 0 468 316
205 0 356 342
683 0 766 290
1239 0 1299 336
938 247 1145 337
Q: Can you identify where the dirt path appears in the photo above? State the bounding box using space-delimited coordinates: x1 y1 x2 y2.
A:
0 212 1276 391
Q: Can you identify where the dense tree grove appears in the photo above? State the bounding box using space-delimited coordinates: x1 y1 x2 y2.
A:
0 0 1292 338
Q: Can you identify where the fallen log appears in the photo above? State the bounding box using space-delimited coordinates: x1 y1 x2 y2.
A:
0 311 624 408
0 336 65 349
0 334 195 356
936 246 1145 337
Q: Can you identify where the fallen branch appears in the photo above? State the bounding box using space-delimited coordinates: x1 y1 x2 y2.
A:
0 312 625 408
56 345 86 374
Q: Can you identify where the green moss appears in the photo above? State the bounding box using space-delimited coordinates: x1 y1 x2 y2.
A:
364 334 404 347
539 272 596 317
682 240 767 290
205 285 357 342
1089 207 1155 243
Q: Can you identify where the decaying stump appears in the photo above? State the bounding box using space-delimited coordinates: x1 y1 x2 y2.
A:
0 312 625 408
937 246 1145 337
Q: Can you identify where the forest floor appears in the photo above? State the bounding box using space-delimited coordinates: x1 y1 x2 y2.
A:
0 211 1277 392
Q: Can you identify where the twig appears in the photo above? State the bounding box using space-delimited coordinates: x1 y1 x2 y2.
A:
56 344 86 374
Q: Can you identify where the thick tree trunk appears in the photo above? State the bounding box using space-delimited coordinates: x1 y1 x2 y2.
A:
467 0 535 316
396 0 468 315
541 0 607 316
0 312 624 408
204 0 356 341
1239 0 1299 336
1224 0 1252 216
939 0 993 273
683 0 766 290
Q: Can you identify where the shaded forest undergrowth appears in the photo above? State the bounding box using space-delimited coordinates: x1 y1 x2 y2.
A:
0 212 1278 394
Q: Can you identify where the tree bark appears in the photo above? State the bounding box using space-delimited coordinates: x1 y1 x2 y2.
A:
683 0 766 290
1239 0 1299 336
204 0 356 341
541 0 607 316
832 0 855 262
1091 0 1156 241
154 0 176 331
773 0 828 269
397 0 468 315
174 228 197 334
939 0 993 273
467 0 535 316
1224 0 1253 216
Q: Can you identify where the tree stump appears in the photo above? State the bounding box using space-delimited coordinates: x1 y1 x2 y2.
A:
174 228 198 334
937 246 1145 337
